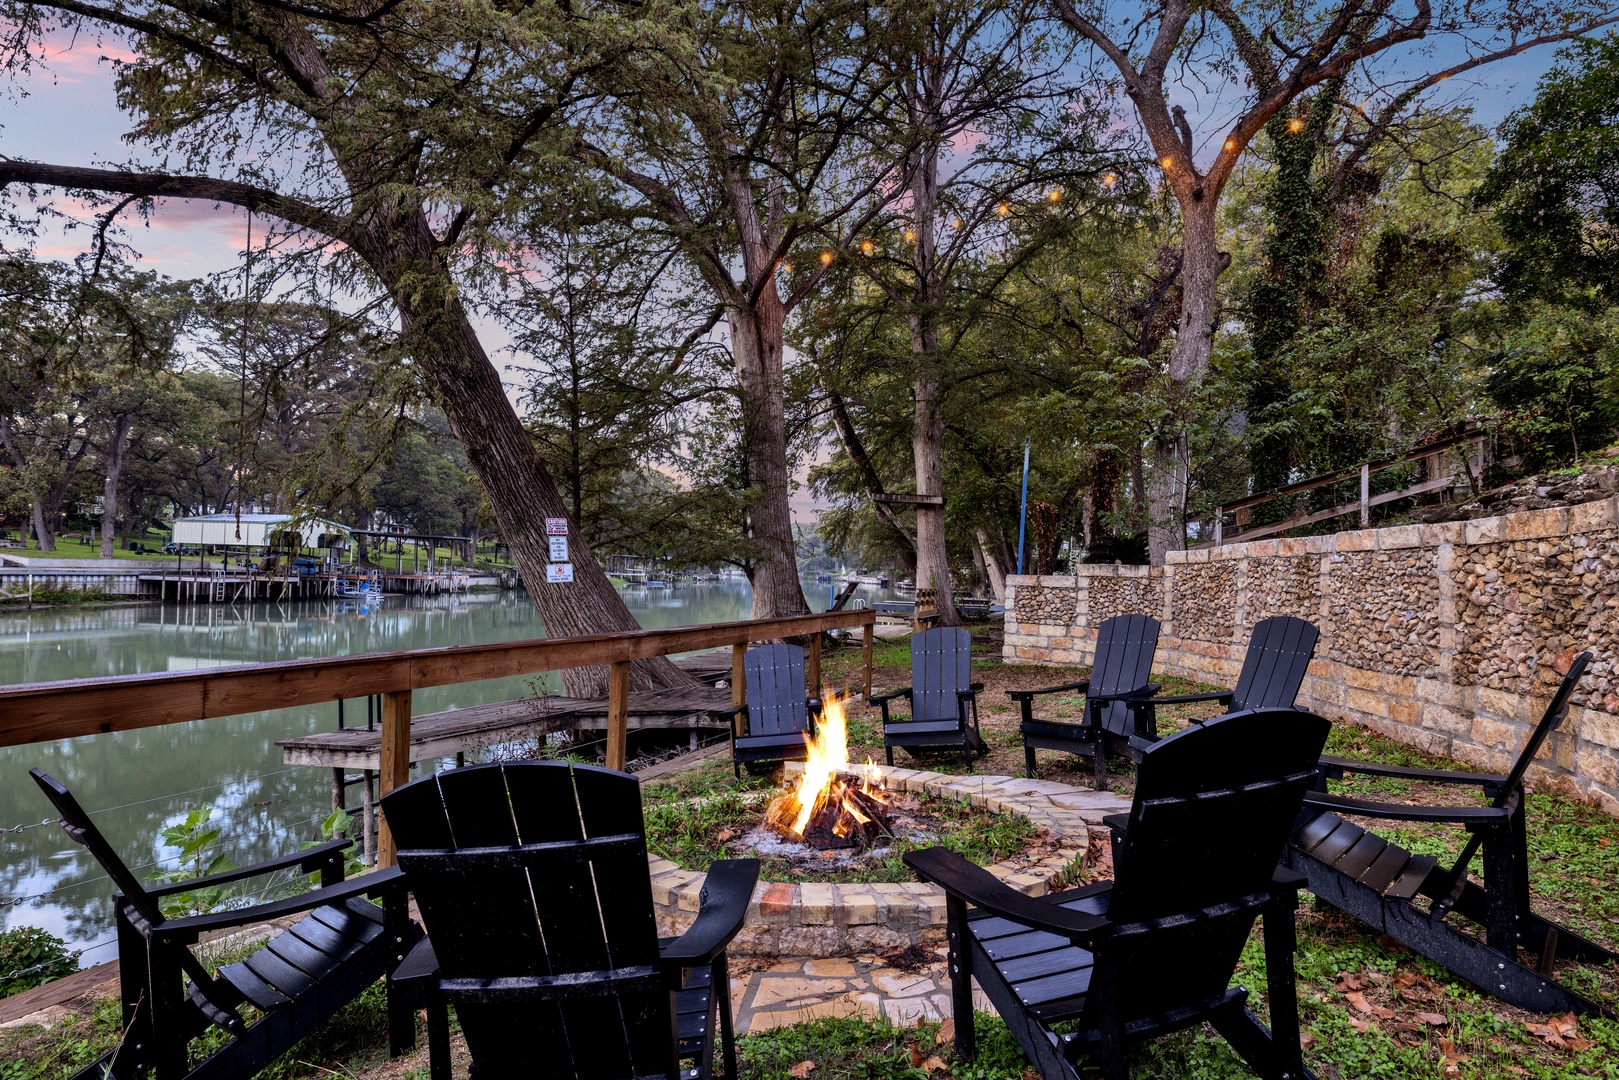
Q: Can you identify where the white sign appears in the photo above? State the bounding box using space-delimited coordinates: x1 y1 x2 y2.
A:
548 536 568 562
545 517 569 536
546 562 574 584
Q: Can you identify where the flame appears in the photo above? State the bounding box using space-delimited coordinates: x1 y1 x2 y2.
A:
791 691 851 833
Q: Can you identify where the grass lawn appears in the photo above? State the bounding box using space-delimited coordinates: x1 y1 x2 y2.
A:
0 533 178 561
4 626 1617 1079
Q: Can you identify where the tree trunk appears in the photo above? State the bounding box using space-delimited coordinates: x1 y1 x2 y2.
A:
100 415 133 559
727 297 811 622
1145 201 1223 563
975 525 1006 602
30 499 54 552
360 211 692 696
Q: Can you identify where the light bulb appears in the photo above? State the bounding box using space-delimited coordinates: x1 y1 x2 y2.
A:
820 251 833 265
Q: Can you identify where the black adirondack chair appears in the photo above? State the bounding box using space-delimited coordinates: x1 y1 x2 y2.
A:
906 707 1331 1080
1011 614 1160 788
1125 616 1320 751
724 643 820 776
29 769 420 1080
381 760 760 1080
1286 652 1619 1017
871 627 986 769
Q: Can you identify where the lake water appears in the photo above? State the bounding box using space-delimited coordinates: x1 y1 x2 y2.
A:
0 576 894 962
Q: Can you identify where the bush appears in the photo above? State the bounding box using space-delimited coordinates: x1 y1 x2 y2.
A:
0 927 77 998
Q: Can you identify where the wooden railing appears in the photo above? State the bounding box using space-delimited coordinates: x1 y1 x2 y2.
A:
1200 424 1489 548
0 609 877 865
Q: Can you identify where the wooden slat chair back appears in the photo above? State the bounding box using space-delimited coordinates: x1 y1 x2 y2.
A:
745 643 810 736
1087 614 1160 737
728 644 817 775
1288 652 1619 1017
1229 616 1319 711
384 761 680 1079
911 627 972 723
874 627 986 769
1100 709 1331 1021
31 769 416 1080
906 708 1331 1080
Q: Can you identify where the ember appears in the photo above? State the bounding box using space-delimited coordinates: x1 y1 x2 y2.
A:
764 692 895 850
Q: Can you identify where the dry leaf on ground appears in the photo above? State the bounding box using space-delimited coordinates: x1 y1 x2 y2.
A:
1416 1012 1449 1027
922 1057 949 1073
936 1018 955 1046
789 1062 815 1079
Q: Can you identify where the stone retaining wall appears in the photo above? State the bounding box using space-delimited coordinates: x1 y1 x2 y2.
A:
1004 501 1619 816
651 766 1128 957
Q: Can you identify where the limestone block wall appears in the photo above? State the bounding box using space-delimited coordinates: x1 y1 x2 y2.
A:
1003 500 1619 816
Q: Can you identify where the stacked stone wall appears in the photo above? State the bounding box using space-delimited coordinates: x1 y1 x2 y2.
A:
1002 500 1619 817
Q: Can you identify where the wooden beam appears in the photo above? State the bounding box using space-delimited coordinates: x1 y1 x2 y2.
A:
731 644 746 737
375 689 411 869
870 493 945 507
807 633 822 696
0 609 875 748
862 623 874 699
605 660 630 771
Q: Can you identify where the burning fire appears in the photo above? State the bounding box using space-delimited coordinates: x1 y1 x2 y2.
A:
766 692 892 849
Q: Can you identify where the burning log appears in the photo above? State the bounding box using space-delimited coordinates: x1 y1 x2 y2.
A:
762 692 896 850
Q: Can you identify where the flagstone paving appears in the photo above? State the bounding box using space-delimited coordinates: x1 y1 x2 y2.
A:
732 947 996 1033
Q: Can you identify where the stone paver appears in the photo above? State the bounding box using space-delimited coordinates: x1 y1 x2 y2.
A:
733 947 995 1034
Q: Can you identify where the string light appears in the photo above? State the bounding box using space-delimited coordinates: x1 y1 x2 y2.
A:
997 202 1011 217
781 261 793 273
1160 155 1174 169
1224 138 1236 152
1102 173 1117 188
1046 187 1062 202
950 217 963 229
820 251 833 265
903 228 915 242
1287 118 1304 133
860 239 874 256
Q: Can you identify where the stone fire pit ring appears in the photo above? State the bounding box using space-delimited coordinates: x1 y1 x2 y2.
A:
650 764 1132 958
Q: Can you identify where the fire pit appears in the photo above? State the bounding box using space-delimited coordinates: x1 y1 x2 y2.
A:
643 692 1137 957
763 693 895 851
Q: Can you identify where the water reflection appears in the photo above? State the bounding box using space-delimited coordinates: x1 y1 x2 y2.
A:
0 577 890 959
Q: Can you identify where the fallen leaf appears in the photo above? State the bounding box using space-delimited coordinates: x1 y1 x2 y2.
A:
716 828 737 843
1525 1022 1566 1048
910 1044 926 1067
922 1057 949 1073
1549 1012 1580 1038
1366 972 1388 986
1598 837 1611 847
936 1018 955 1046
1336 972 1366 992
1348 1018 1373 1033
1394 1022 1424 1041
1345 991 1374 1014
1394 971 1419 988
1299 1032 1319 1051
1417 1012 1449 1027
789 1063 816 1079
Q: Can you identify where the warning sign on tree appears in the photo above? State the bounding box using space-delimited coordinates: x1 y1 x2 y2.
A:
546 563 574 584
545 518 569 535
548 536 568 562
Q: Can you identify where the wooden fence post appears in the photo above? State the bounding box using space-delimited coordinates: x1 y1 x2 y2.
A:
807 633 822 696
731 644 747 736
375 689 412 868
1360 463 1371 528
862 622 874 699
606 660 631 771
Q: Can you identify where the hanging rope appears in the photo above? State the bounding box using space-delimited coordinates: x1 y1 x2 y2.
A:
234 206 253 545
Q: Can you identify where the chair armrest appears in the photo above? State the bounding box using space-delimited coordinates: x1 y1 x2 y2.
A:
1318 754 1504 787
660 859 760 968
716 703 746 719
868 686 913 706
955 684 984 699
1006 680 1089 702
807 698 822 715
903 847 1108 943
146 838 352 898
1301 791 1511 825
1087 683 1160 704
392 936 439 988
1127 689 1233 707
155 865 408 940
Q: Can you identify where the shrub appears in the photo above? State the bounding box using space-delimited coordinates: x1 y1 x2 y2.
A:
0 926 77 998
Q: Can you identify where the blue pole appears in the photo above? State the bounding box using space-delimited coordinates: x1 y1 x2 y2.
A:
1016 436 1031 576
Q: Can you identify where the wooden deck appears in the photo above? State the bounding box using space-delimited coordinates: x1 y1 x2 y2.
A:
277 684 733 770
